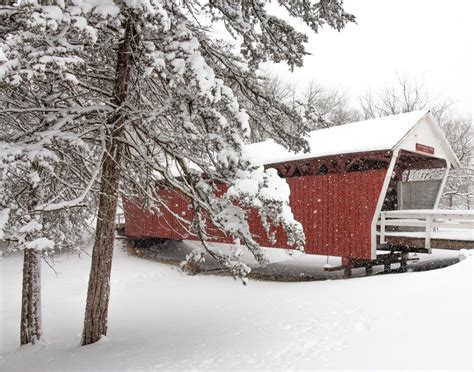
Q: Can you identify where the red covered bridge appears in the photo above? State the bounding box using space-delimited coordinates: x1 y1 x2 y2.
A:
123 110 472 272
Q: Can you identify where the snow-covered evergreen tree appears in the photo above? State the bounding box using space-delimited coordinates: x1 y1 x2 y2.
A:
1 0 355 346
0 1 104 345
85 0 354 345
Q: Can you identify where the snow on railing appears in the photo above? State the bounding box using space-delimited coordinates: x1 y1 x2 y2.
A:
377 209 474 252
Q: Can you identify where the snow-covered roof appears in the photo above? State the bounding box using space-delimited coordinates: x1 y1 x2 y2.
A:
244 110 455 166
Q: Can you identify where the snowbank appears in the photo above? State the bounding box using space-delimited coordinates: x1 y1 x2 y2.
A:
0 243 472 370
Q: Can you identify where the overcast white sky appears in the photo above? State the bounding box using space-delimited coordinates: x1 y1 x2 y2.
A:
263 0 473 116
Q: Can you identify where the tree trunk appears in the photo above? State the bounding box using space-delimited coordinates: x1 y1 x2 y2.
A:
20 248 42 345
82 13 138 346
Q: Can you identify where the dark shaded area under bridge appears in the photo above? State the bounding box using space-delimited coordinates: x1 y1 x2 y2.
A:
120 237 468 282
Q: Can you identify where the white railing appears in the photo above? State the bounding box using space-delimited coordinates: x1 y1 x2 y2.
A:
377 209 474 251
116 213 125 225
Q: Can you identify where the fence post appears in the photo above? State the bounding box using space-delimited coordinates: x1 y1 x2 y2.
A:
380 212 386 244
425 215 432 253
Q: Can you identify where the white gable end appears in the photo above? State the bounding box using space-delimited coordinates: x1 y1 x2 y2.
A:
395 113 460 167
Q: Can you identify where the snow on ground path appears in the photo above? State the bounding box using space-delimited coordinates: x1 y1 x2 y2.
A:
1 243 472 370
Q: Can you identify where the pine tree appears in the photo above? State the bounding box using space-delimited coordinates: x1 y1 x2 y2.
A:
82 0 354 345
0 1 104 345
1 0 355 346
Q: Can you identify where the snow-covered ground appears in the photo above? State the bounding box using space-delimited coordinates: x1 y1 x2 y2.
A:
1 243 472 370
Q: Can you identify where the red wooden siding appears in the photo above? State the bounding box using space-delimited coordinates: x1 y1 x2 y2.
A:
286 170 386 259
123 169 387 260
123 188 231 243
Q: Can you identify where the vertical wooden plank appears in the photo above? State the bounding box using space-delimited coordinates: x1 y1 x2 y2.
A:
380 212 386 244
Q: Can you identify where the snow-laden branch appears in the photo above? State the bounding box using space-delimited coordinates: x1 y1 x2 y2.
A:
35 134 105 212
